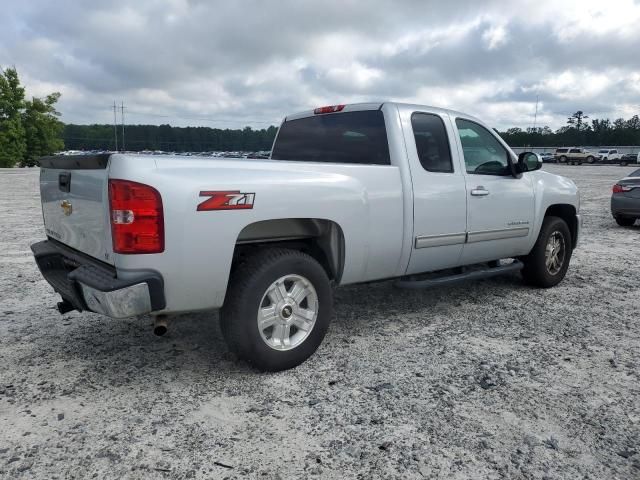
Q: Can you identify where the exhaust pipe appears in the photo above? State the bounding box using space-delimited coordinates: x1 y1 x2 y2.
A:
57 300 75 315
153 315 169 336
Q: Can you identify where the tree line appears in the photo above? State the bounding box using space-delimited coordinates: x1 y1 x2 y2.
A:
63 123 278 153
497 111 640 147
0 67 64 167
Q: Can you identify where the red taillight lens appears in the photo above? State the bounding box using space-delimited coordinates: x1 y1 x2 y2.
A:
314 104 345 114
109 179 164 254
612 184 630 193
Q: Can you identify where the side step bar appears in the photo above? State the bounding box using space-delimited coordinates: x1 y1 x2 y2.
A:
394 260 524 290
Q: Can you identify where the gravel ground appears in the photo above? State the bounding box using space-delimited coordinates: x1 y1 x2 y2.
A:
0 165 639 479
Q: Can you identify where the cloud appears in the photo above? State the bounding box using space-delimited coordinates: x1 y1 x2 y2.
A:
1 0 639 129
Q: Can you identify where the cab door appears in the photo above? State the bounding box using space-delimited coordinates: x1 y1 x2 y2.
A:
452 117 535 264
402 110 468 275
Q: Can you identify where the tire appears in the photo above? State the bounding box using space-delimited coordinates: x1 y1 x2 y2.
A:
521 216 572 288
615 216 636 227
220 248 334 372
620 161 628 167
559 155 567 163
586 156 595 164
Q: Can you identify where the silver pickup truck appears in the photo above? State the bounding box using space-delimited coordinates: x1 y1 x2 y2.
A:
32 102 580 371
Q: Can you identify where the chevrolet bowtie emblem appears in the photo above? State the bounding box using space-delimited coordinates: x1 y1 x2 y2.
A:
61 200 73 216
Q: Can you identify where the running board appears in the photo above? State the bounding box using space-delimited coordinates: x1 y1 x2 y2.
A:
394 260 524 290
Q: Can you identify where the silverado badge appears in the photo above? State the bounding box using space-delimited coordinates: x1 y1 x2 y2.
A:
61 200 73 216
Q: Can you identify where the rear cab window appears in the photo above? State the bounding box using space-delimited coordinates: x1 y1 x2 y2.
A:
271 110 390 165
411 113 453 173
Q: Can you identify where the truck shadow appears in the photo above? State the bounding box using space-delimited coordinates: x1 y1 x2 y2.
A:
35 273 524 383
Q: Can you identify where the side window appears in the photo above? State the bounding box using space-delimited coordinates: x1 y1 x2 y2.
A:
455 118 511 175
569 149 580 154
411 113 453 173
611 150 617 154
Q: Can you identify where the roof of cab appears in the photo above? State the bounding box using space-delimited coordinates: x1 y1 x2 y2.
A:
284 101 479 124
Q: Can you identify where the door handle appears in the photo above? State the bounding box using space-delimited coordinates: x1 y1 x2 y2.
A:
470 187 489 196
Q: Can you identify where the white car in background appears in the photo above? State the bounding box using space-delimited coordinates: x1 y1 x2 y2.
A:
598 149 622 163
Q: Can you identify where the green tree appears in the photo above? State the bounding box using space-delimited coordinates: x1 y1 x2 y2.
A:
0 67 26 167
21 93 64 166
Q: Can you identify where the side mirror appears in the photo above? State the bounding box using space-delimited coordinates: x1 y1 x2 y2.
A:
515 152 542 174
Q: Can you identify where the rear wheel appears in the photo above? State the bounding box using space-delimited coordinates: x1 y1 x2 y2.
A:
220 248 333 371
521 216 572 288
615 216 636 227
586 156 595 164
620 160 628 166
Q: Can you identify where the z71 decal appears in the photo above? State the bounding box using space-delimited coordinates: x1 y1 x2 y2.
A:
197 191 255 211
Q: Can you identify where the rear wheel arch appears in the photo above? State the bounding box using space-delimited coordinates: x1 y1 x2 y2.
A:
232 218 346 283
543 204 577 249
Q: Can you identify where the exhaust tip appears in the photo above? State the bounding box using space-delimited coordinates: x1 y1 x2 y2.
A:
153 325 168 336
153 315 169 336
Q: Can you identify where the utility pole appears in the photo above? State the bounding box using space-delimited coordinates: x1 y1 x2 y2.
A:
112 101 118 151
121 101 125 151
533 94 539 131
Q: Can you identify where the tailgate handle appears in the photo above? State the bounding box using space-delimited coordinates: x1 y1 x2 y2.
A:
59 172 71 193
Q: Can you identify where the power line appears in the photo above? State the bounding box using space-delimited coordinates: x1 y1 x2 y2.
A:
121 101 125 151
112 101 118 151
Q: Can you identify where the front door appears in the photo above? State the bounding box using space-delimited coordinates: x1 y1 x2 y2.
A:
453 117 535 265
404 111 468 275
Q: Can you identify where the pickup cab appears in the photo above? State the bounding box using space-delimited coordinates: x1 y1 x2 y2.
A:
32 103 581 371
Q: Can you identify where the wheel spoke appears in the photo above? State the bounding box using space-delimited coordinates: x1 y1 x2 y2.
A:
292 313 312 332
290 280 309 304
258 305 278 330
276 281 289 301
281 324 291 348
298 307 315 321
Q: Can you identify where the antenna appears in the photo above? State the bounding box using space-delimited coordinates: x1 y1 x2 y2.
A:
112 101 118 151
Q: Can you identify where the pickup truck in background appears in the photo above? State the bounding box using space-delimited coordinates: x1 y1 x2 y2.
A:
32 102 581 371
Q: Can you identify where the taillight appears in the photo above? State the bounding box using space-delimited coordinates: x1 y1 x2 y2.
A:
612 184 631 193
109 179 164 254
314 104 345 114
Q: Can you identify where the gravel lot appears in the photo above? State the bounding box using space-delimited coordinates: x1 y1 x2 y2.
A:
0 165 639 479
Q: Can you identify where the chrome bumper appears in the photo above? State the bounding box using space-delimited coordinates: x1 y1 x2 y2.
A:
31 240 165 318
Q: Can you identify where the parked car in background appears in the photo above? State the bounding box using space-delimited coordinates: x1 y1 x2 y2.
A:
540 152 555 163
598 149 622 163
611 168 640 226
619 153 638 166
554 147 597 165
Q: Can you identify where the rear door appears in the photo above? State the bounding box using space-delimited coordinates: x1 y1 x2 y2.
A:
452 118 535 264
402 109 467 274
39 155 114 264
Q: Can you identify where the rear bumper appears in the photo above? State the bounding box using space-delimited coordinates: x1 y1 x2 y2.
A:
31 240 165 318
611 195 640 217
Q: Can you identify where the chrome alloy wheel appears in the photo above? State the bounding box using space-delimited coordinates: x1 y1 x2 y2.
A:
545 231 566 275
257 274 318 351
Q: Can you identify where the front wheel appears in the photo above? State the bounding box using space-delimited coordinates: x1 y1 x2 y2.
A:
521 216 572 288
559 155 568 163
220 248 334 371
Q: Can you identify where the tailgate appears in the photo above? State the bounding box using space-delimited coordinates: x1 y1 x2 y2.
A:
39 154 114 265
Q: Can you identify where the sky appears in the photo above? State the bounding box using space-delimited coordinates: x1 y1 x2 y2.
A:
2 0 640 130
